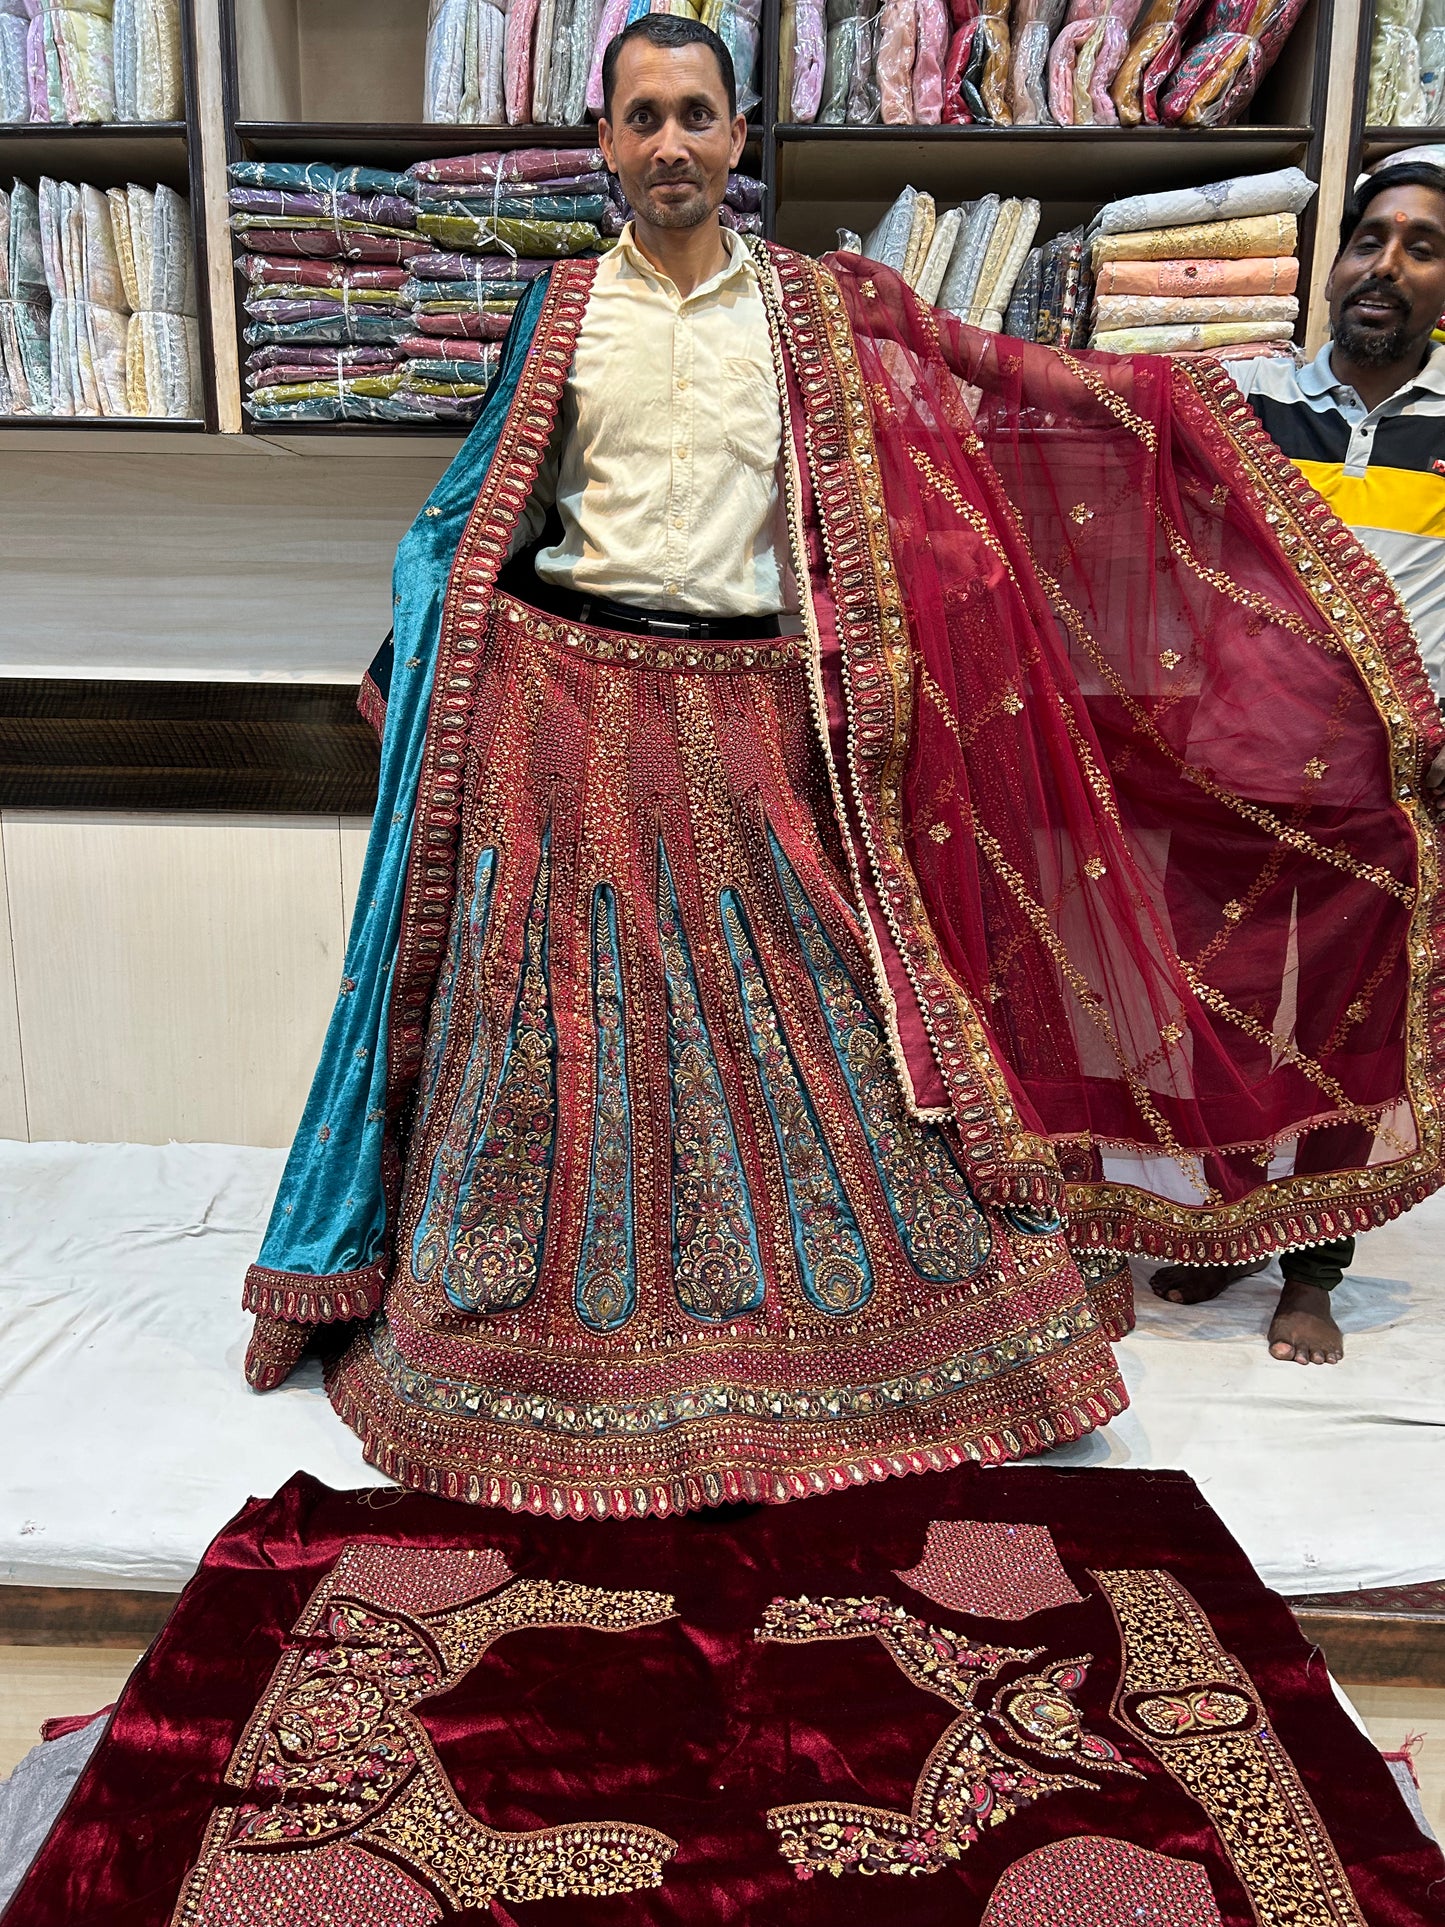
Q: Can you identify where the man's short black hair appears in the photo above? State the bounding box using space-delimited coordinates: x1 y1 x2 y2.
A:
601 14 737 123
1338 161 1445 252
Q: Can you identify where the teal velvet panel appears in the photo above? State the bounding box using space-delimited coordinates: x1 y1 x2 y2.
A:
253 271 554 1285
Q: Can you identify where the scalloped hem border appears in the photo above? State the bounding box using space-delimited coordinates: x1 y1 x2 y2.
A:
243 1259 387 1325
1066 1168 1442 1267
325 1370 1129 1522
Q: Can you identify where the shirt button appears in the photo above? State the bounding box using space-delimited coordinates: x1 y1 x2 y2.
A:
676 377 688 390
672 516 685 530
676 447 688 459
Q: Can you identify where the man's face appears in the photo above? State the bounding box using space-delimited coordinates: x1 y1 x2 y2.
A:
598 41 746 233
1328 183 1445 367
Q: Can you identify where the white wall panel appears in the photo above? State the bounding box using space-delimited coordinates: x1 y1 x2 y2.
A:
3 811 347 1146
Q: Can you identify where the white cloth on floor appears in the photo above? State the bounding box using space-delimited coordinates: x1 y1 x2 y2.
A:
0 1140 1443 1595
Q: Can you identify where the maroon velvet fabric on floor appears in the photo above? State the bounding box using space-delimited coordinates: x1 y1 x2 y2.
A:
3 1468 1440 1926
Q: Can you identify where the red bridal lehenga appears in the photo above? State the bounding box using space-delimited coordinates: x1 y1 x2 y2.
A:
246 246 1445 1519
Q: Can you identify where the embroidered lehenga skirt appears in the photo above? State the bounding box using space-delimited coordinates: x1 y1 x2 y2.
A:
327 592 1129 1517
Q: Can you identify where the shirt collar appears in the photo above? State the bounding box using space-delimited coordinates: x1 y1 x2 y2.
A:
614 219 753 302
1304 336 1445 403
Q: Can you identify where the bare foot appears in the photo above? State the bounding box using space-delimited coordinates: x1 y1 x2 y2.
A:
1267 1280 1343 1364
1150 1259 1269 1306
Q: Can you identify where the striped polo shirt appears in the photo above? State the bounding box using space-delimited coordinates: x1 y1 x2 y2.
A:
1230 341 1445 691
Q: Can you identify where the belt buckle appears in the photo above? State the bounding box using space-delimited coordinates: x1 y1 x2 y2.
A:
642 615 699 639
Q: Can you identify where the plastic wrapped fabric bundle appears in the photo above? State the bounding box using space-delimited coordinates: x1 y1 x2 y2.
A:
1072 0 1143 119
860 182 917 270
1031 223 1083 341
789 0 825 114
818 0 861 120
876 0 916 119
415 209 601 252
703 0 762 113
423 0 506 123
0 180 49 408
420 168 608 198
414 189 607 219
900 189 935 281
411 146 603 185
26 2 61 119
1003 240 1043 333
1160 0 1309 126
560 0 601 119
967 0 1009 116
1094 250 1296 294
911 0 947 116
112 0 181 119
847 0 882 117
1091 208 1297 260
965 193 1019 321
39 0 113 121
1048 0 1142 120
974 194 1038 327
1093 289 1297 327
940 0 979 115
230 161 414 197
107 181 196 415
230 226 427 263
1422 0 1445 120
1092 316 1296 351
40 176 129 413
1093 165 1314 234
530 0 560 122
0 0 31 121
1008 0 1064 118
1109 0 1206 120
1367 0 1426 123
407 247 553 278
913 200 961 301
936 190 997 312
585 0 631 111
504 0 540 123
230 186 419 229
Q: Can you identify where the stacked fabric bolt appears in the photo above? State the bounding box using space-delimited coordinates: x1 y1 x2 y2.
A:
855 184 1041 329
1086 164 1310 356
0 180 51 411
1002 223 1089 343
107 180 198 413
232 152 610 423
0 0 180 124
780 0 1306 124
422 0 762 126
8 174 196 415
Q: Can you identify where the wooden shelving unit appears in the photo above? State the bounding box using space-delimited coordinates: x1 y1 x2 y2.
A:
0 0 219 430
0 0 1372 446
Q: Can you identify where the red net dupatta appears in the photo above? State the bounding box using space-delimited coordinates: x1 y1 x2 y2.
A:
790 249 1445 1263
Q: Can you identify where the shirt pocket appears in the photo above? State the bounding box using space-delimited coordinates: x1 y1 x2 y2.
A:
720 355 783 473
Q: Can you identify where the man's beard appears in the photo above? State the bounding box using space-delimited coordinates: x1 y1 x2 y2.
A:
635 175 714 230
1335 282 1413 364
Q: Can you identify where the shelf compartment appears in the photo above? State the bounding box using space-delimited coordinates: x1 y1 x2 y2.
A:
0 123 191 191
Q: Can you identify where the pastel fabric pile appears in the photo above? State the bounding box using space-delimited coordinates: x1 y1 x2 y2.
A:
781 0 1306 123
0 175 195 415
1087 164 1310 356
107 180 199 413
422 0 761 126
0 0 181 124
0 181 51 411
231 152 609 423
1368 0 1445 123
859 185 1041 330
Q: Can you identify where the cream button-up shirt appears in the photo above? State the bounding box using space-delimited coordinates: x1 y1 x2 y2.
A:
526 223 793 617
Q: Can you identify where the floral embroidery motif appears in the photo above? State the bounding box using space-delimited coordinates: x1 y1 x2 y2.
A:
981 1836 1225 1925
758 1595 1106 1878
896 1519 1085 1619
1095 1569 1368 1927
770 831 991 1283
657 844 765 1322
994 1658 1140 1774
574 884 637 1333
720 890 873 1316
171 1546 679 1925
445 834 557 1313
1005 1205 1064 1236
412 846 498 1286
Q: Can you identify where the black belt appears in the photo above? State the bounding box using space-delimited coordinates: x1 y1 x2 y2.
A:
504 567 790 643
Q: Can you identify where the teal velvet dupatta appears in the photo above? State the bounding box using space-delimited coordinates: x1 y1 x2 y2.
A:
243 273 554 1328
